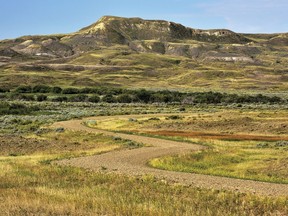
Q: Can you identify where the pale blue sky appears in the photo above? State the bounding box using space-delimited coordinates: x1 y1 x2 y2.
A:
0 0 287 40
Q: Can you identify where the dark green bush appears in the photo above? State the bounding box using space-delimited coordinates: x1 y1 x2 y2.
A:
51 96 68 102
51 86 62 94
0 102 39 115
136 89 151 103
166 115 183 120
62 88 80 94
0 87 10 93
19 95 35 101
32 85 51 93
68 94 88 102
15 85 32 93
88 95 100 103
117 94 133 103
102 94 117 103
36 94 48 102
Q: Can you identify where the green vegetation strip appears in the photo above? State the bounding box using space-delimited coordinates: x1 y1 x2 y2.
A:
1 84 286 104
150 142 288 184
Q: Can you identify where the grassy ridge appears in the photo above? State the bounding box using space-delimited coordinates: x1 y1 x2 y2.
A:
2 44 288 93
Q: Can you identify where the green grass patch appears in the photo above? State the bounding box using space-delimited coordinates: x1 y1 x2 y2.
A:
150 145 288 184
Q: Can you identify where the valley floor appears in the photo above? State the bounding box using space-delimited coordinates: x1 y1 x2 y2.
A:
53 114 288 196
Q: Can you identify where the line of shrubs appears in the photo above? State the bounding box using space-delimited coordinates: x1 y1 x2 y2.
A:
0 102 40 115
0 85 285 104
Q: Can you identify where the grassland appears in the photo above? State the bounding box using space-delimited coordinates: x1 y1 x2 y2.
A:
2 43 288 93
88 109 288 184
0 124 287 215
0 101 287 215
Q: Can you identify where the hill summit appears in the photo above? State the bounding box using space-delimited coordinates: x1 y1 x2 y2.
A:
76 16 249 44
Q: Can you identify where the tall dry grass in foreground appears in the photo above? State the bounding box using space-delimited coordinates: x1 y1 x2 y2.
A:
0 126 287 215
0 155 287 215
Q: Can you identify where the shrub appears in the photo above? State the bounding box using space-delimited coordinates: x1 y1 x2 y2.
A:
51 96 68 102
55 127 65 133
68 94 88 102
51 86 62 94
0 87 10 93
79 88 95 94
15 85 32 93
256 143 270 148
0 102 39 115
275 141 288 147
179 107 186 112
117 94 133 103
88 95 100 103
36 94 48 102
136 89 151 103
19 95 35 101
32 85 51 93
166 115 183 120
102 94 117 103
62 88 80 94
148 117 160 121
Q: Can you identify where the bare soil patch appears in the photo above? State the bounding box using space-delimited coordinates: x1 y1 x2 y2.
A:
145 130 288 141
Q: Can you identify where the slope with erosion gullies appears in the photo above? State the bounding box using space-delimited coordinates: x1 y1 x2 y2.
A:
76 16 250 44
0 16 252 58
0 16 288 92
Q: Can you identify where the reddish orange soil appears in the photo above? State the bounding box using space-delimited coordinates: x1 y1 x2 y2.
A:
145 130 288 141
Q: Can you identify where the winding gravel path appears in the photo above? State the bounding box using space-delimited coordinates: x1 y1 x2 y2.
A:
52 114 288 197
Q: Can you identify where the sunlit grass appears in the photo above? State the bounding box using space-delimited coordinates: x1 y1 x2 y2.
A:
150 140 288 184
1 108 288 214
1 154 287 215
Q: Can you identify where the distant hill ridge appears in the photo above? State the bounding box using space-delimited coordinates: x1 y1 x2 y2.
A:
1 16 286 59
79 16 250 43
1 15 288 93
76 16 250 44
0 16 255 59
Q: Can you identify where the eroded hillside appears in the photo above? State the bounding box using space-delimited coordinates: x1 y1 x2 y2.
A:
0 16 288 93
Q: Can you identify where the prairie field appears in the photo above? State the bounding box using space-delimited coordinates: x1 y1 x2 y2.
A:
0 101 287 215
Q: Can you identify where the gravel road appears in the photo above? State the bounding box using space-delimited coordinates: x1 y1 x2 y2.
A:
52 115 288 197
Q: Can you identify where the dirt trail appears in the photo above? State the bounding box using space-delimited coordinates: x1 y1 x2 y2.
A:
52 114 288 197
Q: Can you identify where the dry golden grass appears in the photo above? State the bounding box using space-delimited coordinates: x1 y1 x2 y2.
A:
1 155 287 215
1 108 287 215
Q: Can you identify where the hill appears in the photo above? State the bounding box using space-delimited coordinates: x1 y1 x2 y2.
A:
0 16 288 94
